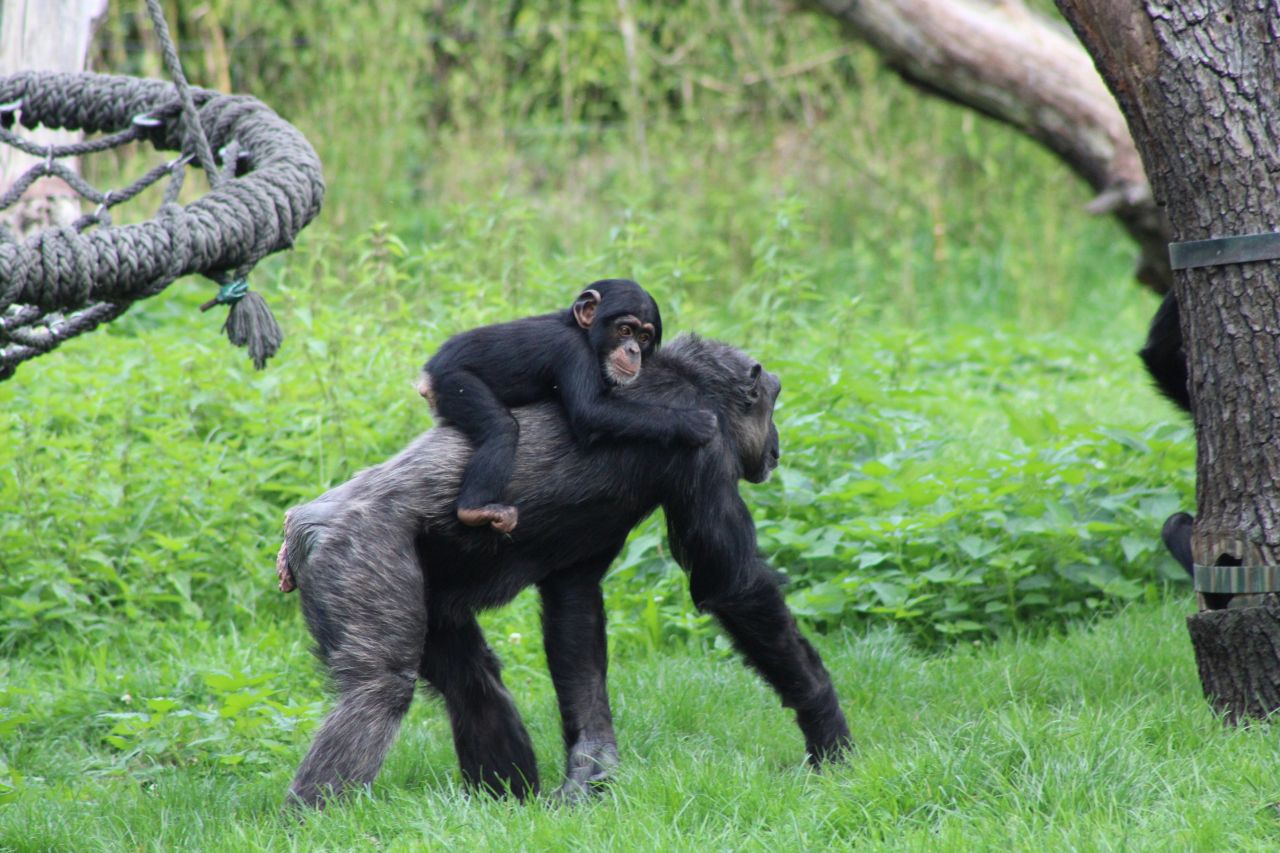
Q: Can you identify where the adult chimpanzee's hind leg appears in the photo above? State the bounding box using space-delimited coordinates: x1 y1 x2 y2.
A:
287 666 420 808
419 612 539 799
539 568 620 801
428 368 520 533
285 527 428 809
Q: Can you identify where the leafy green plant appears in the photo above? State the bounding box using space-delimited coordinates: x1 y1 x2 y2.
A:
0 209 1187 651
96 668 320 773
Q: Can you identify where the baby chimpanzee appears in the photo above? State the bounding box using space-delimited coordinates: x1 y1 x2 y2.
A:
417 279 718 533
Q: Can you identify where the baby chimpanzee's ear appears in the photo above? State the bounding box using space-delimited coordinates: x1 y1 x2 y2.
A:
572 289 602 329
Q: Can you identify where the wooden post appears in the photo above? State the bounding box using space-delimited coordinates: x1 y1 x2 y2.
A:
0 0 108 235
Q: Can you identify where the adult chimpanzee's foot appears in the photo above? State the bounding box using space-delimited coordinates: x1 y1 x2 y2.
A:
798 701 853 768
457 503 519 533
549 740 619 804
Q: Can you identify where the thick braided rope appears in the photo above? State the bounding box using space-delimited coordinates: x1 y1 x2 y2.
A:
143 0 221 188
0 71 324 377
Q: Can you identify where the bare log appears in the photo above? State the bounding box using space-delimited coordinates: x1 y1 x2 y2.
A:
1055 0 1280 721
802 0 1170 291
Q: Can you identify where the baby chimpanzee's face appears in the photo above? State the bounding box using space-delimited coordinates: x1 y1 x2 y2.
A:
571 278 664 386
600 313 656 386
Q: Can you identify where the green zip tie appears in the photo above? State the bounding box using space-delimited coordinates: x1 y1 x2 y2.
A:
200 277 249 312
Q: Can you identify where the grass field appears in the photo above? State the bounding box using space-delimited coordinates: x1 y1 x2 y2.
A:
5 2 1268 849
6 597 1280 851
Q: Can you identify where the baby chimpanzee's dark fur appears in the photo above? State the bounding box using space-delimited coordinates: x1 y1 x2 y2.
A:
279 336 850 808
419 279 716 534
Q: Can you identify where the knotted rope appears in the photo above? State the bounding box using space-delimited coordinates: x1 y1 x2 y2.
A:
0 0 324 380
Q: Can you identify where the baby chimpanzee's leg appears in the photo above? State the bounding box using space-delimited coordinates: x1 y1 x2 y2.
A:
426 367 520 533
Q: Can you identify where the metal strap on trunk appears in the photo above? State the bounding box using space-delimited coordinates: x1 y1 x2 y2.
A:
1170 232 1280 270
1194 563 1280 594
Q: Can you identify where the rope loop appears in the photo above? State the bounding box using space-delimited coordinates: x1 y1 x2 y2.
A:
0 0 323 380
0 71 324 380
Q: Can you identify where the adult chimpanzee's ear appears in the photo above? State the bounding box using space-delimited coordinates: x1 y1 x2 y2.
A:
572 289 602 329
747 363 763 397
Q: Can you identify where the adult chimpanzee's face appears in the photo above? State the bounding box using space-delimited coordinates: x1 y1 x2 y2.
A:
601 314 657 386
738 362 782 484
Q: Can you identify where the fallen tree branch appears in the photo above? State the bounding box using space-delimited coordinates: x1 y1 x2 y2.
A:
802 0 1171 291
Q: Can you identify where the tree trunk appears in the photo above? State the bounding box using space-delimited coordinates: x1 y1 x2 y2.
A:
0 0 108 235
1185 595 1280 725
802 0 1170 291
1055 0 1280 722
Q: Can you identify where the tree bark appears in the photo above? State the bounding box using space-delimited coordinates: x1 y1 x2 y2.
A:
0 0 108 235
1185 595 1280 725
1055 0 1280 722
802 0 1171 291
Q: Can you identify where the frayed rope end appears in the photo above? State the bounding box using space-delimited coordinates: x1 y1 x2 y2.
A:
222 290 282 370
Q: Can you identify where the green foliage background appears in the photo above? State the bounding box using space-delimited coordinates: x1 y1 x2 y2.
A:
2 0 1184 649
0 2 1211 843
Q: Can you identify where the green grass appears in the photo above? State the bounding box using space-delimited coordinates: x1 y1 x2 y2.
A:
6 597 1280 851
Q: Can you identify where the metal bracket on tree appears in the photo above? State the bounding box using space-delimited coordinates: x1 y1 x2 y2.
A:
1169 231 1280 271
1193 564 1280 595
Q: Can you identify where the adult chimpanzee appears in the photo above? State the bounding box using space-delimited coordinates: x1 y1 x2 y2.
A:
1138 292 1195 576
418 278 718 534
277 335 851 808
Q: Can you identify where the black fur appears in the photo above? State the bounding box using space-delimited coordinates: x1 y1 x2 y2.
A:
1140 292 1191 413
1162 511 1195 578
281 335 850 808
422 279 716 528
1139 293 1197 576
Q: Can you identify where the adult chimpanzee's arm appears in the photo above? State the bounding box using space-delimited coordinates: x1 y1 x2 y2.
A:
538 564 620 801
555 354 717 447
665 476 852 765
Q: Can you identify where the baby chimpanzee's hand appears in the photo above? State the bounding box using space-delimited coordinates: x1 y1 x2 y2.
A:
680 408 719 445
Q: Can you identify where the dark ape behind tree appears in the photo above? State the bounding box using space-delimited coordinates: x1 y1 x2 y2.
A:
1055 0 1280 723
1139 294 1190 415
279 336 850 807
1139 295 1194 576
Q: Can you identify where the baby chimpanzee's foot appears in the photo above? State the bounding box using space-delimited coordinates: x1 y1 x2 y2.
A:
457 504 519 534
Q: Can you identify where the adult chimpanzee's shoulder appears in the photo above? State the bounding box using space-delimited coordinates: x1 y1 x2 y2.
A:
656 334 756 376
649 335 760 404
